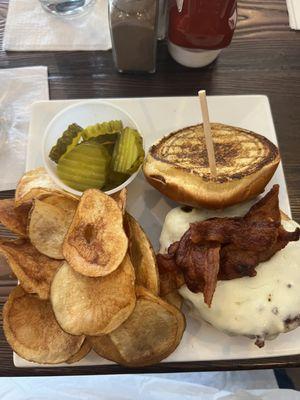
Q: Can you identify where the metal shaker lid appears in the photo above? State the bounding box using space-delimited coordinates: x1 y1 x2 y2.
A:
111 0 156 14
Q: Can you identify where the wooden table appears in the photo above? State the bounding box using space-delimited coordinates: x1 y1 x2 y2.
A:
0 0 300 376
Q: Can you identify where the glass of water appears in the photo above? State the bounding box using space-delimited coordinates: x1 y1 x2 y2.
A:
39 0 96 17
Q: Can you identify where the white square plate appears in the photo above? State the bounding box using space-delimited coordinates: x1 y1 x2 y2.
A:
15 95 294 367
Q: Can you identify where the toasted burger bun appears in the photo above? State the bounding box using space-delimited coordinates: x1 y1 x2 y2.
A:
159 203 300 346
143 123 280 209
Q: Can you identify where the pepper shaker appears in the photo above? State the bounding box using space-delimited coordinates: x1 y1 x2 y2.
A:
109 0 159 73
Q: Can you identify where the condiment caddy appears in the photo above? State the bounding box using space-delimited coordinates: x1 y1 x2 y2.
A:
108 0 237 72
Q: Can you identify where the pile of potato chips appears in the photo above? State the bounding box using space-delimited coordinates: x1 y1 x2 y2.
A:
0 168 185 366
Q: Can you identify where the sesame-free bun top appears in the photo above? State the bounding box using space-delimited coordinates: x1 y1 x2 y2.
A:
143 123 280 209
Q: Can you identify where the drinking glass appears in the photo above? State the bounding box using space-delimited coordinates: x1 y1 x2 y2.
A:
39 0 96 17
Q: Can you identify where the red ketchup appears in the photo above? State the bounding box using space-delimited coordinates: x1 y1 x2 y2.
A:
168 0 237 67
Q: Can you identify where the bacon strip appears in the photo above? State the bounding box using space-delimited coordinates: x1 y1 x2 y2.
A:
157 185 300 307
175 230 221 305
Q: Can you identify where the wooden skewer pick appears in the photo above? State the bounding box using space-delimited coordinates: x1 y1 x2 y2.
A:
198 90 217 177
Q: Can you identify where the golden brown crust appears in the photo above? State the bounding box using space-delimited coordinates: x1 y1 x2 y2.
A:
63 189 128 277
0 239 61 300
150 123 279 182
3 286 84 364
124 213 160 295
143 123 280 209
90 286 186 367
50 257 136 336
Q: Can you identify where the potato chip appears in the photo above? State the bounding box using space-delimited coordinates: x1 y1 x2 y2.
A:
66 339 92 364
3 286 85 364
51 256 136 336
90 286 186 367
63 189 128 277
0 199 29 236
125 213 159 295
0 239 61 299
15 167 78 207
163 291 183 310
43 194 79 211
29 197 77 259
110 188 127 214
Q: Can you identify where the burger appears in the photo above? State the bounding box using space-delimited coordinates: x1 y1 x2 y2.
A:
144 123 300 347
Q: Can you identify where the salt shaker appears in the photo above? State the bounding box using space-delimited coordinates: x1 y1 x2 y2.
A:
109 0 159 73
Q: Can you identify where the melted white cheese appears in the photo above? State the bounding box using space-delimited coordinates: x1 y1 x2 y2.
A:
159 201 255 253
159 205 300 339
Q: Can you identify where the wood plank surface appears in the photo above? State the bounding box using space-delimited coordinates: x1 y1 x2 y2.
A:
0 0 300 376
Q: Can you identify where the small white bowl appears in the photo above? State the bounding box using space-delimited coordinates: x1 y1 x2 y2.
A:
43 100 143 196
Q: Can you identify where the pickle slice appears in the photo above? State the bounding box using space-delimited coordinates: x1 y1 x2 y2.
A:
81 121 123 140
102 171 130 191
49 123 83 163
87 133 119 146
57 142 111 192
112 128 145 174
87 133 119 155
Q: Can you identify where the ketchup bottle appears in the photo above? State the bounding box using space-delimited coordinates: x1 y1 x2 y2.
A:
168 0 237 68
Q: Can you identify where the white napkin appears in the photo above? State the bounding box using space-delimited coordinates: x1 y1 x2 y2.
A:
0 66 49 191
286 0 300 29
0 374 295 400
3 0 112 51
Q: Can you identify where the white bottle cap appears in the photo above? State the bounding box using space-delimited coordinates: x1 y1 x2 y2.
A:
168 41 222 68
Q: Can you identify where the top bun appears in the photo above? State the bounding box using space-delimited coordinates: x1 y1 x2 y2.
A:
143 123 280 209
